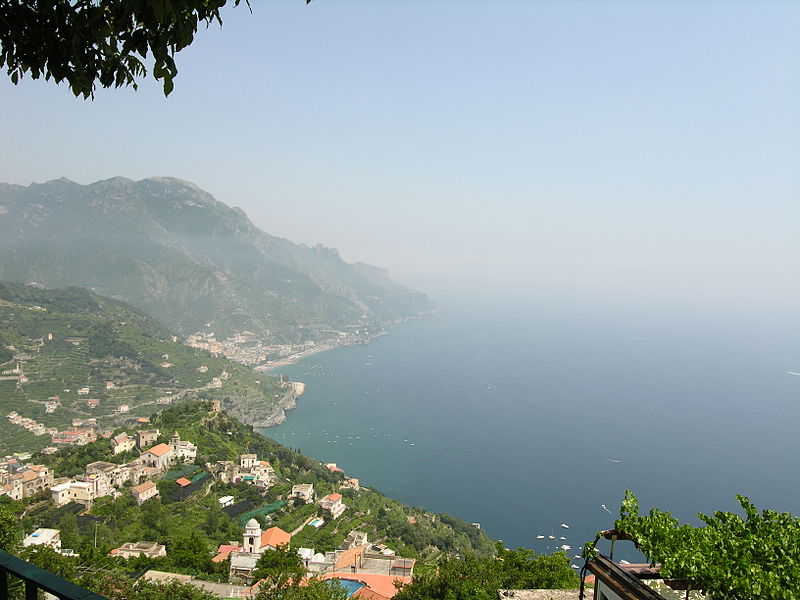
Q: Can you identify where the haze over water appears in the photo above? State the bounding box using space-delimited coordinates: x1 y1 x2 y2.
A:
265 298 799 555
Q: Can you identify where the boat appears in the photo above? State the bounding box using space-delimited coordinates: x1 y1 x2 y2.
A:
561 523 569 528
536 535 545 539
548 535 556 540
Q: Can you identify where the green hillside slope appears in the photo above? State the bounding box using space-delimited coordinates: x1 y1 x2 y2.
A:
0 282 292 453
8 401 496 577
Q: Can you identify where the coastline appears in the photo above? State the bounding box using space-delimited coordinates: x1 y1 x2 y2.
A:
255 310 437 373
249 310 437 427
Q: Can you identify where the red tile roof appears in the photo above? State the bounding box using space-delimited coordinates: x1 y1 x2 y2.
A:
321 573 410 599
212 543 240 563
325 493 342 502
145 443 171 457
175 477 191 487
133 481 156 493
260 526 291 549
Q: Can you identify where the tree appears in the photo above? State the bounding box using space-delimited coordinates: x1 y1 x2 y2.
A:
82 572 219 600
0 503 18 551
393 544 578 600
252 544 306 594
255 579 349 600
170 530 213 573
591 491 800 600
0 0 309 98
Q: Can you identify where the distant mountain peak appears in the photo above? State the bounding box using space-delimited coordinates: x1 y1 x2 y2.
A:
0 177 435 345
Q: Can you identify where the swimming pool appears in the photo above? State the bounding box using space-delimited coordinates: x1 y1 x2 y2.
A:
328 578 364 597
308 518 324 528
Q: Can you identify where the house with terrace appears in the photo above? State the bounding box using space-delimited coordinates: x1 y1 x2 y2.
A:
320 493 346 519
289 483 314 503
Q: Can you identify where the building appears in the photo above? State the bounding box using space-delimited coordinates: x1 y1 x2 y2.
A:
67 481 94 508
140 443 173 471
136 429 160 449
132 481 159 505
51 428 96 446
320 493 346 520
110 433 136 455
241 520 291 553
289 483 314 503
22 528 61 550
169 432 197 462
240 454 257 470
342 477 360 491
1 464 53 499
110 541 167 559
230 520 292 579
50 482 72 506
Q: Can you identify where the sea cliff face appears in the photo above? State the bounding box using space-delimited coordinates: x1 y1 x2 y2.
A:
224 381 304 428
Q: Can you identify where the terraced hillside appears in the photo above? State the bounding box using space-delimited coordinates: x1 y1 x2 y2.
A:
0 282 292 453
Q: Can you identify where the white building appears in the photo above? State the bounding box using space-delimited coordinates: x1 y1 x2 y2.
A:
319 493 346 520
289 483 314 503
170 432 197 462
22 528 61 550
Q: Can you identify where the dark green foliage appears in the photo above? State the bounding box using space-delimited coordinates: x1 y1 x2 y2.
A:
0 503 18 551
0 0 259 98
80 572 219 600
252 545 306 591
604 490 800 600
394 544 578 600
256 579 350 600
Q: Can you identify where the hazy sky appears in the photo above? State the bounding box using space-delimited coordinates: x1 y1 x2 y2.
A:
1 1 798 312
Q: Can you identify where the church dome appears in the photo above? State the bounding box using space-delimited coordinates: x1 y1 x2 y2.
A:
245 518 260 529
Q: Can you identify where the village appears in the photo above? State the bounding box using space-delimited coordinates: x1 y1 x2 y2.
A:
0 401 417 600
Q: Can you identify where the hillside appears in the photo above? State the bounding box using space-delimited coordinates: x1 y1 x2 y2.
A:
7 401 496 577
0 281 295 453
0 177 435 352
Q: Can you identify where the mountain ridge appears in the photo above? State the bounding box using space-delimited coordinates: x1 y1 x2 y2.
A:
0 177 435 349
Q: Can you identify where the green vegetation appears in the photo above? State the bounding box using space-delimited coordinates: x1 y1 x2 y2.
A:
590 490 800 600
0 177 435 344
0 281 288 453
1 0 253 98
393 545 579 600
3 401 496 586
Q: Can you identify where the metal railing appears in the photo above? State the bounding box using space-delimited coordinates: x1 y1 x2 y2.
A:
0 548 108 600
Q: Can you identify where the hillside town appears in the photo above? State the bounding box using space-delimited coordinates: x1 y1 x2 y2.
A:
0 402 427 599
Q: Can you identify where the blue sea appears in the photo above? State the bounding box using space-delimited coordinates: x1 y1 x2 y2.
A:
263 298 799 558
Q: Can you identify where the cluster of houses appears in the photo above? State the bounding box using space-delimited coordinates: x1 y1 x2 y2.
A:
211 453 275 489
0 457 53 500
47 430 197 509
6 411 101 447
216 518 414 599
6 411 54 437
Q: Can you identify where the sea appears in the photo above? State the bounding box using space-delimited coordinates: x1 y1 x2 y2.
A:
263 297 799 560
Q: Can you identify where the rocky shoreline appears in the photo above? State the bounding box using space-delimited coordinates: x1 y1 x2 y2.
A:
224 381 305 429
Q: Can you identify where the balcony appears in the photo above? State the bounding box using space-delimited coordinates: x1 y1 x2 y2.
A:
0 548 108 600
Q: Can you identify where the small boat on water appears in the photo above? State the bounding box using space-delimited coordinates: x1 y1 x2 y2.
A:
561 523 570 528
536 535 545 539
548 535 556 540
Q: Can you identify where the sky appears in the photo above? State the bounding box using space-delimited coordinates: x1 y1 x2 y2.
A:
1 1 798 313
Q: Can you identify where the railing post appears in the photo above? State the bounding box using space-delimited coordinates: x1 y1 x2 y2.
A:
1 567 7 599
26 578 38 600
